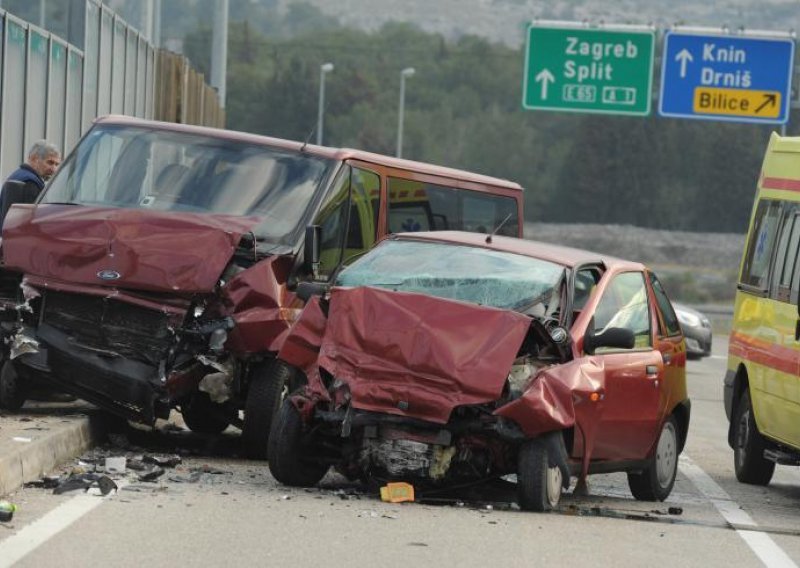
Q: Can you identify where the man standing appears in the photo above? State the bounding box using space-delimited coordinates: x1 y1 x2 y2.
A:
6 140 61 190
0 140 61 229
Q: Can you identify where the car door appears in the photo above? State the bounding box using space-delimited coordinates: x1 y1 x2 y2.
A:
588 271 665 461
648 271 686 425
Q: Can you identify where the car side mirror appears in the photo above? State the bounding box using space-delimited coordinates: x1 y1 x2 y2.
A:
584 325 635 354
303 225 321 278
296 281 328 303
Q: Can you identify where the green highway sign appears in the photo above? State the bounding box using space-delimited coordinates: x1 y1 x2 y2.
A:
522 24 655 116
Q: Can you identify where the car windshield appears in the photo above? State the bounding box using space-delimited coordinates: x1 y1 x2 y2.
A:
336 239 565 312
42 124 337 247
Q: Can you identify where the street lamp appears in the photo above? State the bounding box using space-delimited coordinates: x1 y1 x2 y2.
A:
317 62 334 146
396 67 415 158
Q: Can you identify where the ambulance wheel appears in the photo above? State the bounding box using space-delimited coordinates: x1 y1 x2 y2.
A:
733 391 775 485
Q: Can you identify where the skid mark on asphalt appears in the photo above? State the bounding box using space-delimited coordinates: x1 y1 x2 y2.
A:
679 455 797 568
0 481 128 568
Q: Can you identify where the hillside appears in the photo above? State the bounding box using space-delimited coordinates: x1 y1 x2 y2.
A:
277 0 798 46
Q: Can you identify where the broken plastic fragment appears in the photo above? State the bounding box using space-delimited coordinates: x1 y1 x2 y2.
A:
380 482 415 503
138 466 165 482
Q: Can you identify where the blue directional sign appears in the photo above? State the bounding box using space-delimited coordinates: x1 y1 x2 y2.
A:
659 31 795 124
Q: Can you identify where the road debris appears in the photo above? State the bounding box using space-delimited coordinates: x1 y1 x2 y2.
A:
52 473 118 496
0 501 17 522
380 482 415 503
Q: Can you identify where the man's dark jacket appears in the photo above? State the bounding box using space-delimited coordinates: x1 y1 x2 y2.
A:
0 164 44 231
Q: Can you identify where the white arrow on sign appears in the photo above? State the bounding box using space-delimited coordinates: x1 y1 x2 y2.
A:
675 48 693 78
535 68 555 100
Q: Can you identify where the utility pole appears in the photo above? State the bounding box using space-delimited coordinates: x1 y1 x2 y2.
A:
211 0 229 108
316 63 334 146
152 0 161 48
396 67 415 158
142 0 153 42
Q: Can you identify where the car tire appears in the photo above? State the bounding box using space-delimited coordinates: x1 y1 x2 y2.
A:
628 415 679 501
517 438 563 512
0 359 27 411
733 391 775 485
181 391 231 434
242 360 304 459
268 398 328 487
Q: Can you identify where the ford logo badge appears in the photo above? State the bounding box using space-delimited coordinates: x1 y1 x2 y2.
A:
97 270 121 281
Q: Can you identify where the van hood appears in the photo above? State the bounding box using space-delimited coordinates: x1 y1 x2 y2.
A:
2 204 261 294
314 286 533 424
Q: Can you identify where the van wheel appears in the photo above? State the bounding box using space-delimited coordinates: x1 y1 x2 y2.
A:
181 392 231 434
734 391 775 485
517 438 562 512
242 360 304 459
628 416 678 501
0 360 27 411
268 398 328 487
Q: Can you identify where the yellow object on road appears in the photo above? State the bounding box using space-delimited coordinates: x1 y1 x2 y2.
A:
380 482 415 503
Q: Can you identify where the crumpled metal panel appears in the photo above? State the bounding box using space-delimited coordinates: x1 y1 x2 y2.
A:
494 358 606 450
312 286 531 424
278 295 328 377
2 204 260 294
220 256 301 354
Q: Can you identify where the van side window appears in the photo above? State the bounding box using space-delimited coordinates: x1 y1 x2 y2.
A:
346 168 380 256
387 178 518 236
314 166 380 279
649 272 681 337
770 211 800 303
741 200 782 291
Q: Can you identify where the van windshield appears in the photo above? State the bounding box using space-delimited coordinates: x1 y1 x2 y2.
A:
42 124 337 247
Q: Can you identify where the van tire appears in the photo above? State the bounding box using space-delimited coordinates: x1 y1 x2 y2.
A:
242 360 302 459
733 391 775 485
0 360 26 411
181 392 231 434
268 398 328 487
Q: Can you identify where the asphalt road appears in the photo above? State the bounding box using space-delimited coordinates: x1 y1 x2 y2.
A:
1 335 799 568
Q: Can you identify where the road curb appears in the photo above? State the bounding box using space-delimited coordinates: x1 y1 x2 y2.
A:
0 413 101 496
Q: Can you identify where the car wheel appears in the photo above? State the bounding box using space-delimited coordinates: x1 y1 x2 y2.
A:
242 360 304 459
628 415 679 501
0 359 27 411
181 391 231 434
733 391 775 485
268 398 328 487
517 438 562 512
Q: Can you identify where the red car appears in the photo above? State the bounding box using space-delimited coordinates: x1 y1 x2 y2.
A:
268 231 690 511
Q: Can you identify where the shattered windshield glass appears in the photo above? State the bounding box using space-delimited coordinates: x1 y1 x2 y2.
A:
42 125 337 246
336 239 565 312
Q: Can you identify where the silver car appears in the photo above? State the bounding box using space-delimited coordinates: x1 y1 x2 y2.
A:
673 303 712 359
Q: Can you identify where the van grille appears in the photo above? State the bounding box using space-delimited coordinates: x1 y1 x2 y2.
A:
42 290 175 365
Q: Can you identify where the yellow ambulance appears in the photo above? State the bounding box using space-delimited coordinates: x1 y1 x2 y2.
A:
726 132 800 485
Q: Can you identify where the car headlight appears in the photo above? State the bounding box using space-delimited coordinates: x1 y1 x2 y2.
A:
676 310 701 328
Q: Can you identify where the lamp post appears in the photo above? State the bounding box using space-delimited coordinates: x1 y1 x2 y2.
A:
396 67 415 158
317 62 334 146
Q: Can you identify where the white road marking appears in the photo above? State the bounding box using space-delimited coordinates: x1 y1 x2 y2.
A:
709 355 727 360
0 481 127 568
679 456 797 568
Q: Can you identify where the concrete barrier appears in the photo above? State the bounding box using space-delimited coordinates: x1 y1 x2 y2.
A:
0 405 101 497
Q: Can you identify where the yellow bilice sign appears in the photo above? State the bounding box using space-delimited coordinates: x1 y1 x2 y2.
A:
692 87 781 118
